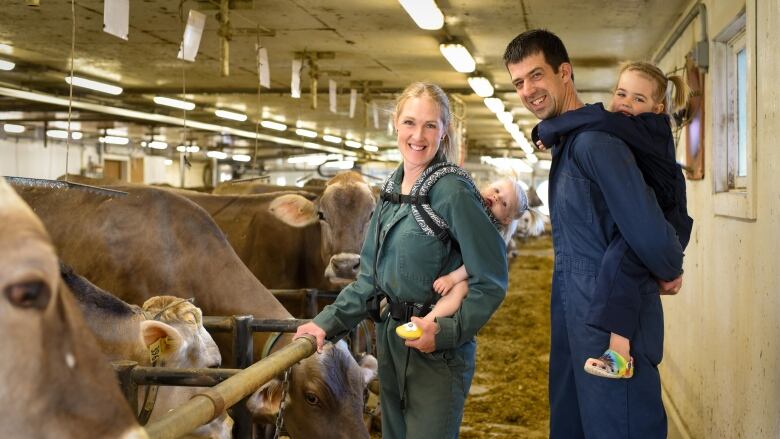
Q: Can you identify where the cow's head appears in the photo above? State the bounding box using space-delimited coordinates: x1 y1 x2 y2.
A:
0 179 147 439
515 208 547 238
140 296 232 437
247 341 377 438
269 172 376 286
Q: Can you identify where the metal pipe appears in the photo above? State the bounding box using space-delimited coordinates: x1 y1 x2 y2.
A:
145 335 316 439
653 2 708 64
231 315 254 439
113 360 140 414
130 366 239 387
202 316 311 333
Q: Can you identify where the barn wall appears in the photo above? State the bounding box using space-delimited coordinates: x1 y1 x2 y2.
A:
654 0 780 437
0 136 84 178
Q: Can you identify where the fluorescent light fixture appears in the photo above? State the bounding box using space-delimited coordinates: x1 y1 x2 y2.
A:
164 159 173 166
232 154 251 162
497 111 513 125
46 129 81 140
538 159 552 170
505 122 521 134
0 59 15 71
398 0 444 30
3 123 25 133
206 150 228 159
65 76 122 95
364 144 379 152
439 43 476 73
344 140 362 149
295 128 317 138
322 160 355 170
0 44 11 54
260 120 287 131
175 145 200 153
215 109 247 122
99 135 129 145
154 96 195 111
287 154 328 165
106 128 127 136
176 145 186 152
484 97 504 113
148 140 168 149
525 153 538 164
467 76 494 97
322 134 342 144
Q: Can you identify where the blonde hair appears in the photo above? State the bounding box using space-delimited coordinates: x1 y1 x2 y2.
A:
617 61 688 113
393 82 457 163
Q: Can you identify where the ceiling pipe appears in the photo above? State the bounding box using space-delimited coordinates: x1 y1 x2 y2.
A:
653 2 708 71
217 0 231 77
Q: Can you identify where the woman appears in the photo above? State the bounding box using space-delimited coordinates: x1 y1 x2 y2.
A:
294 82 507 438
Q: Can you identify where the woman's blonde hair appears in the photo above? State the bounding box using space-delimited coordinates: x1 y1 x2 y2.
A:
618 61 689 113
393 82 457 163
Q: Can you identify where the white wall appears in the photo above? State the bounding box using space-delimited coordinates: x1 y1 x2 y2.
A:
0 137 83 178
655 1 780 437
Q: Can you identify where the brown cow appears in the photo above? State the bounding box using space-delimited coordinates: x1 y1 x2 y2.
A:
13 180 376 439
184 171 376 289
61 265 232 438
0 179 147 439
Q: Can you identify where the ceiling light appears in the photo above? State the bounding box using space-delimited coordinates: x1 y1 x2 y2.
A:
99 135 129 145
176 145 200 152
46 129 81 140
525 153 538 164
497 111 513 125
65 76 122 95
322 160 355 170
106 128 128 136
439 43 476 73
164 159 173 166
364 144 379 152
398 0 444 30
467 76 494 97
0 59 15 71
3 123 25 133
148 140 168 149
0 44 11 54
233 154 251 162
322 134 342 144
344 140 362 149
206 150 227 159
538 159 552 170
154 96 195 111
484 97 504 113
214 109 247 122
260 120 287 131
295 128 317 138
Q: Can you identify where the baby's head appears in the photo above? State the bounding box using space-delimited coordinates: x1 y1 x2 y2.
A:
480 177 529 225
610 61 688 117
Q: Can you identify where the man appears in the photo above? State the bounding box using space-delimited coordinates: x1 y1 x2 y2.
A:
503 29 683 438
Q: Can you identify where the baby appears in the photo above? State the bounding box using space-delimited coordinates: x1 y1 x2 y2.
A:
426 177 528 322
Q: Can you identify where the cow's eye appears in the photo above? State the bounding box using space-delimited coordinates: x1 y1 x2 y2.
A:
317 211 326 221
4 281 51 310
304 391 321 406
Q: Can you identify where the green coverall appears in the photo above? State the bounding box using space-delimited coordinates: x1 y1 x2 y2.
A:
313 161 508 439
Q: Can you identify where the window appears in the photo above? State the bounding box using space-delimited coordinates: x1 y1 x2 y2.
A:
712 4 756 219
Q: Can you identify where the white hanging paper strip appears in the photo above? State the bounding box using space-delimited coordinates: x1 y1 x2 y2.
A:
257 46 270 89
177 10 207 62
103 0 129 40
372 102 379 129
349 89 357 118
291 59 302 99
329 80 337 113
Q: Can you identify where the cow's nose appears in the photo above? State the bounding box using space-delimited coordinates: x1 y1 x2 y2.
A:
330 253 360 279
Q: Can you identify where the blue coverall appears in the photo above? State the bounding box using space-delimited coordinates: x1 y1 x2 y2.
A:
535 104 693 338
547 126 684 438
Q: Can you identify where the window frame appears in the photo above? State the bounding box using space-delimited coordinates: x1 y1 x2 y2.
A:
711 3 757 220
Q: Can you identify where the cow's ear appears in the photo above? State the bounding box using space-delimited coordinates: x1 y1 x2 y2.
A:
269 194 318 227
246 378 288 422
358 354 378 386
139 320 183 360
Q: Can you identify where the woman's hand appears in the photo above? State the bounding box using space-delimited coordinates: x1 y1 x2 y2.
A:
404 316 438 353
294 321 326 353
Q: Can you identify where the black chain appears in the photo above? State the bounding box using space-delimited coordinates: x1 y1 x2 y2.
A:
273 367 292 439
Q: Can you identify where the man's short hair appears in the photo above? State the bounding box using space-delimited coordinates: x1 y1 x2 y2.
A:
503 29 572 78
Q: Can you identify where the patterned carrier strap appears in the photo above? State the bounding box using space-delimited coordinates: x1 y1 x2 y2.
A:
380 162 500 241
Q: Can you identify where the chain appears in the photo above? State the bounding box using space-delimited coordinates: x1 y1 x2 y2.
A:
273 367 292 439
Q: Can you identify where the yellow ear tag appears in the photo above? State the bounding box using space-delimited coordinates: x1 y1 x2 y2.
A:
395 322 422 340
148 337 167 365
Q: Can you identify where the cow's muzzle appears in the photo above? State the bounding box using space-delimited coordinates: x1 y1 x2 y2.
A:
325 253 360 284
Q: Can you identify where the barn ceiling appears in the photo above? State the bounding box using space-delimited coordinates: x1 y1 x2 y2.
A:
0 0 691 162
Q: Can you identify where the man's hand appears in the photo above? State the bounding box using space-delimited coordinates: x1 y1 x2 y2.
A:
294 321 326 353
658 275 683 295
404 317 438 353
